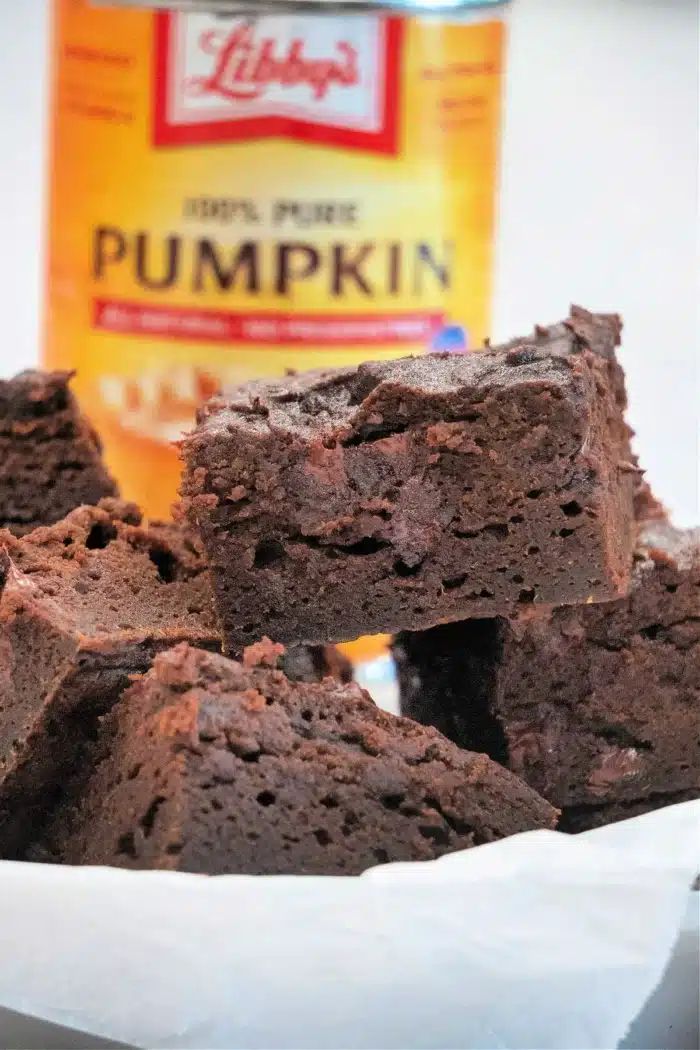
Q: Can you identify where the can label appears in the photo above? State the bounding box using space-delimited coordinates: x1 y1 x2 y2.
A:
45 0 505 518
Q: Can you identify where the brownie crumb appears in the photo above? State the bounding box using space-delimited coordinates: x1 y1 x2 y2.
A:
243 637 286 669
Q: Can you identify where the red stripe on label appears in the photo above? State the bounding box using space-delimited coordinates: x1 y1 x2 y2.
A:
92 298 443 346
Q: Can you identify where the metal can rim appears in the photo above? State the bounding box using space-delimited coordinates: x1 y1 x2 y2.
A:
97 0 508 14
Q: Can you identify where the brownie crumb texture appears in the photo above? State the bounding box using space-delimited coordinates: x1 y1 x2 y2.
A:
181 307 637 651
0 370 118 535
39 644 557 875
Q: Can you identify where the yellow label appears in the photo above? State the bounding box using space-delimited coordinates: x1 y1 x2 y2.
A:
44 0 504 523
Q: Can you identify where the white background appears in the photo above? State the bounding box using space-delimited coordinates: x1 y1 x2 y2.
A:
0 0 698 523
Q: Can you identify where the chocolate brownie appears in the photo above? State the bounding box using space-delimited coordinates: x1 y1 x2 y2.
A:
37 642 557 874
0 500 221 858
181 306 637 650
394 522 700 828
0 370 117 534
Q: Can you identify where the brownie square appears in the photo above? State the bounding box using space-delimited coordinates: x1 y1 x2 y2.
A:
0 500 221 858
0 370 117 534
181 307 637 651
394 522 700 830
36 642 557 875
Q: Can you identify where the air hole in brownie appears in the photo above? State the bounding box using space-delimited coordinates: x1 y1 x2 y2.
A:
242 622 257 634
117 832 138 857
148 546 179 583
484 523 509 538
526 489 542 499
341 422 409 447
518 588 536 603
665 584 678 594
337 536 391 556
413 606 425 615
253 539 286 568
128 763 141 781
443 574 467 590
313 828 332 846
640 624 662 641
320 795 339 809
401 805 421 818
510 514 524 525
166 842 183 855
419 825 451 846
85 521 118 549
512 574 524 584
527 546 540 555
558 528 575 538
381 793 405 811
598 726 652 751
373 848 390 865
301 709 313 722
140 795 166 836
342 812 359 836
479 588 494 598
240 751 261 763
257 790 276 807
394 558 422 577
561 500 583 517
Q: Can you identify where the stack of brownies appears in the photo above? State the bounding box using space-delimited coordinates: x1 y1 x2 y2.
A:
0 307 697 875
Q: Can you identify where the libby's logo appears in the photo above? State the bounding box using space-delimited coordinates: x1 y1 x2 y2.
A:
153 13 402 154
186 23 359 104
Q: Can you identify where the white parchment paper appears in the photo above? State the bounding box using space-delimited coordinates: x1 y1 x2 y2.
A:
0 801 697 1050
